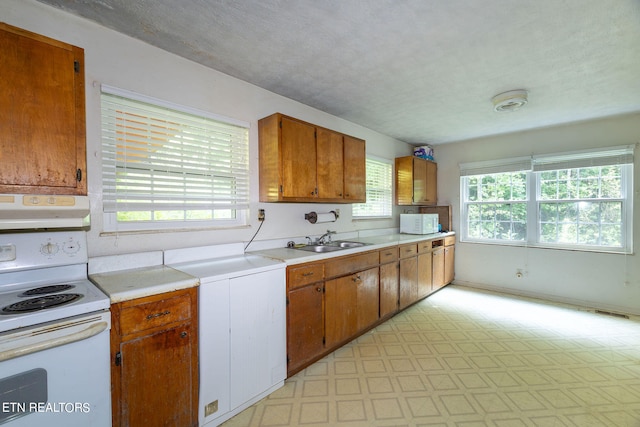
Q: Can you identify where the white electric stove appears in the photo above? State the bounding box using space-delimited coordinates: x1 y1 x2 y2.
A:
0 231 111 427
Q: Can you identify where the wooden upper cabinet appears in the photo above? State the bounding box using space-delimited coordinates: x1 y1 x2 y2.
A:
258 113 366 203
281 116 317 199
395 156 437 206
0 23 86 195
316 127 344 199
343 135 366 202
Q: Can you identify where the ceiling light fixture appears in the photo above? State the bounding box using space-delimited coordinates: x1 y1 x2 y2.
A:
492 89 528 112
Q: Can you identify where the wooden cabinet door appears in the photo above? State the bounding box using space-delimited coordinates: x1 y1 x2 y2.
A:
281 116 317 199
432 247 445 291
0 23 86 195
287 283 324 375
316 128 344 199
325 275 358 348
399 256 418 309
412 158 428 204
444 245 455 285
343 135 366 202
379 262 398 318
118 324 196 427
356 267 379 331
424 160 437 205
417 251 433 298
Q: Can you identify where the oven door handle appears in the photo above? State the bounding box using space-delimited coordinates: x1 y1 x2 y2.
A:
0 321 108 362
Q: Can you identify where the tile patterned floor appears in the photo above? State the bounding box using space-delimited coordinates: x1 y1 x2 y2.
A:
222 285 640 426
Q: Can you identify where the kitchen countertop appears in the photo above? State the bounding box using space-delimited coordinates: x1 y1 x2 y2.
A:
167 253 285 281
90 265 199 303
249 232 455 265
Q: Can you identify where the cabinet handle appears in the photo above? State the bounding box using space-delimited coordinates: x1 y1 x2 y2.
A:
316 287 322 293
146 310 170 320
180 331 188 338
352 275 362 282
302 272 314 277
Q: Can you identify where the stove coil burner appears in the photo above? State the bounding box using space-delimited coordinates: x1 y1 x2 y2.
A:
19 284 75 297
1 294 83 314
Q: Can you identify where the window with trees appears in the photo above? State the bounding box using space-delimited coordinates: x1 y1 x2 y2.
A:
460 146 634 253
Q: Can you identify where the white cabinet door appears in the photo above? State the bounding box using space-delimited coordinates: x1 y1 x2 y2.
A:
198 278 230 425
229 268 286 409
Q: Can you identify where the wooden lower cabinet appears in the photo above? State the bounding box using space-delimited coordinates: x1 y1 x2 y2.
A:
398 243 418 309
432 247 445 291
324 274 357 348
285 235 455 376
110 288 198 427
287 282 324 374
399 256 417 310
444 241 455 285
325 267 379 348
355 267 380 331
379 261 399 318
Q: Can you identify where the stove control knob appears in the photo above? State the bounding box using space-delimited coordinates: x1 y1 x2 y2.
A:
62 239 81 255
41 242 59 256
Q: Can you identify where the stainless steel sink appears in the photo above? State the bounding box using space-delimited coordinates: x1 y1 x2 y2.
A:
294 244 345 253
332 240 366 248
293 240 368 253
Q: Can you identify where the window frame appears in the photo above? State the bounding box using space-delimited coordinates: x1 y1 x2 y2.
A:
100 85 250 233
352 156 393 219
460 147 634 254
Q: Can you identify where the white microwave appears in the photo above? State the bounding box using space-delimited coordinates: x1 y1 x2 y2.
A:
400 213 439 235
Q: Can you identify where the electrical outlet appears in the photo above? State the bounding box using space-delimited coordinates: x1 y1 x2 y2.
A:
258 209 265 221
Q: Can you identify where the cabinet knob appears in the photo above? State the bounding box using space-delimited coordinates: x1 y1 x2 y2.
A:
316 287 322 293
180 331 188 338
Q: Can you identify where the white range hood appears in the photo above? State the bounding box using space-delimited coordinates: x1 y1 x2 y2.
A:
0 194 90 230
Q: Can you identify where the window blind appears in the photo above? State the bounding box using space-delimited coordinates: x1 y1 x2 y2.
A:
459 156 532 176
101 87 249 214
532 145 634 171
353 157 393 217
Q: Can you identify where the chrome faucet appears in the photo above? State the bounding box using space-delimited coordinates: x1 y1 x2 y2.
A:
317 230 336 245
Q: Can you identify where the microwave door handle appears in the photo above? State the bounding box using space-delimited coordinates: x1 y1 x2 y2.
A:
0 321 108 363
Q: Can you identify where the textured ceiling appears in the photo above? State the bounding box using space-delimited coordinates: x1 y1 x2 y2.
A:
36 0 640 145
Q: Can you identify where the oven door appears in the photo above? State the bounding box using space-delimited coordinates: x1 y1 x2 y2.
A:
0 311 111 427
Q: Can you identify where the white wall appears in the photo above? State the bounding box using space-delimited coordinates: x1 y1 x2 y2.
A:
436 113 640 315
2 0 414 256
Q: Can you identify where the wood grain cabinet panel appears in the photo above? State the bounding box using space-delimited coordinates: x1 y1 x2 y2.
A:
444 244 455 285
111 288 198 427
259 113 365 203
432 247 446 292
342 135 366 201
324 274 358 348
317 127 345 199
398 243 418 310
355 267 380 331
0 23 86 195
395 156 437 206
379 261 399 318
286 283 325 375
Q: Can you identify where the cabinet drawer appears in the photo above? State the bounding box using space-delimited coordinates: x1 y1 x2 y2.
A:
288 263 324 289
325 251 379 279
398 244 417 259
444 236 456 246
379 247 398 263
119 292 192 336
417 240 432 253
